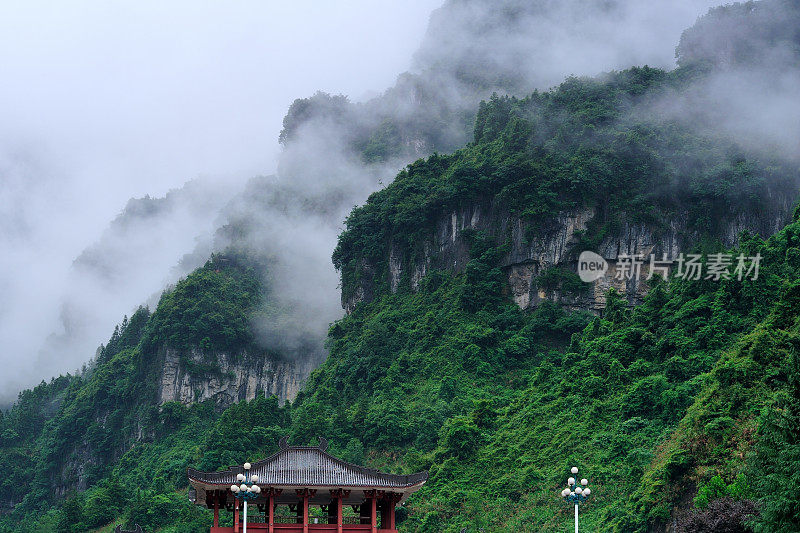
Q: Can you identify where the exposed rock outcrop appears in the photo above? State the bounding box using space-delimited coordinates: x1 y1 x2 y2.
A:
344 197 795 313
156 348 315 408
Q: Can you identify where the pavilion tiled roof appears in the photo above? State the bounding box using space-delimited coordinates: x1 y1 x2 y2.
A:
187 437 427 489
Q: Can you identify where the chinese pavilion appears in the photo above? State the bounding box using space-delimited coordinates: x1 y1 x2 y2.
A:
188 437 427 533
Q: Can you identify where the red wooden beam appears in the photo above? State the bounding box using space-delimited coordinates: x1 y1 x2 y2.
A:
268 492 274 533
370 497 377 533
337 495 343 533
303 493 309 533
393 492 402 530
213 491 220 527
329 488 349 533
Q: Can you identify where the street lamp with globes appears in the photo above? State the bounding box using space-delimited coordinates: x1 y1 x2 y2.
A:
560 466 591 533
230 462 261 533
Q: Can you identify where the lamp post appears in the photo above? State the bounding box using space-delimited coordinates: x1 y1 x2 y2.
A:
560 466 591 533
230 462 261 533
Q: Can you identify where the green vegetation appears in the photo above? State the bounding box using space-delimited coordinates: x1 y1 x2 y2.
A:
303 209 800 532
3 3 800 530
5 211 800 531
333 66 796 304
0 254 271 533
144 254 262 355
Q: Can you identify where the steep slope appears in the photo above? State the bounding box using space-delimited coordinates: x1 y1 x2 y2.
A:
17 202 793 532
2 2 800 532
337 208 800 532
334 66 798 314
4 178 236 403
13 0 726 408
280 0 724 165
0 254 308 524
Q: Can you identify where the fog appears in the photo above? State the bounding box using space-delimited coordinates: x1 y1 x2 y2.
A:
642 67 800 163
0 0 440 401
222 0 732 374
4 0 786 404
646 0 800 163
413 0 724 93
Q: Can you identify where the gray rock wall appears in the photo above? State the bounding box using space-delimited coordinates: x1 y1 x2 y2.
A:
157 348 314 408
345 197 794 313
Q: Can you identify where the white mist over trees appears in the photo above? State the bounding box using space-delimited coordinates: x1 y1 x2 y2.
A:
2 0 798 403
655 0 800 162
0 0 439 402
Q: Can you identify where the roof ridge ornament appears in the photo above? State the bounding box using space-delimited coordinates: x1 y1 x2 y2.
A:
278 435 289 450
318 436 328 451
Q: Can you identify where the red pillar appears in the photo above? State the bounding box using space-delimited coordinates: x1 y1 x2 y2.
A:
213 491 220 527
337 496 343 533
268 493 274 533
388 495 397 530
371 496 377 533
234 499 240 533
303 493 309 533
379 500 388 528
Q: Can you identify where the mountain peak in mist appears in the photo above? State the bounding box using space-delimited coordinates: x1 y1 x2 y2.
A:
677 0 800 69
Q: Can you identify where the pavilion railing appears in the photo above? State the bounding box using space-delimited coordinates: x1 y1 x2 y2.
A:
237 514 371 525
243 512 266 523
273 515 301 524
342 516 369 525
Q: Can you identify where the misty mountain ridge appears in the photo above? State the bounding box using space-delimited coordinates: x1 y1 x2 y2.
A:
13 0 758 402
2 0 800 531
676 0 800 70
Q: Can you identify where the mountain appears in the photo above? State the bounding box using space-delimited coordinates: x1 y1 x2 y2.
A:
675 0 800 70
333 68 797 314
2 1 800 532
18 0 729 406
1 178 237 403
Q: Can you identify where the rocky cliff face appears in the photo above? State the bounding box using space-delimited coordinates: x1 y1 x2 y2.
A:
156 348 315 408
46 349 313 499
344 197 795 313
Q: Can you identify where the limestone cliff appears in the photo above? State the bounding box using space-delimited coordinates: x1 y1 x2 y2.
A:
156 348 315 407
344 197 795 314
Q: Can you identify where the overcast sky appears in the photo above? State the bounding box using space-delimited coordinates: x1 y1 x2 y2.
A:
0 0 441 398
0 1 441 195
0 0 749 402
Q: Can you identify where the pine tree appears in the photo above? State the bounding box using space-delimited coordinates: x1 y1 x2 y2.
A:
749 349 800 531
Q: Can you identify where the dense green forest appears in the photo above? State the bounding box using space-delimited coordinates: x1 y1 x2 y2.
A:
333 64 796 305
3 1 800 531
4 210 800 531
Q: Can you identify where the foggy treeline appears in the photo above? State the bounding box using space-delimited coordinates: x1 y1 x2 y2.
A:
1 0 798 402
